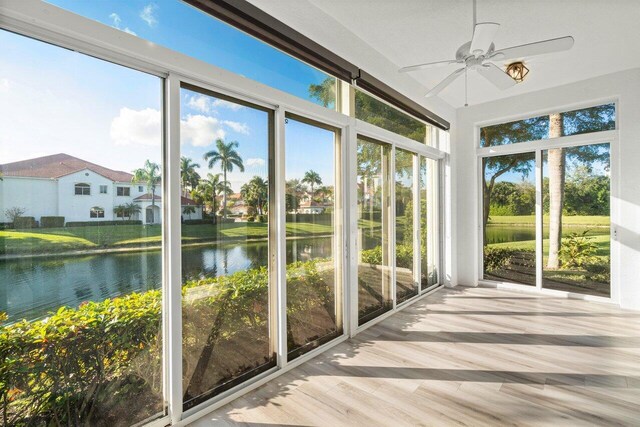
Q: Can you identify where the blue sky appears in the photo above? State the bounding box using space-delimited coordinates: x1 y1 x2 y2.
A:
46 0 331 105
1 1 336 190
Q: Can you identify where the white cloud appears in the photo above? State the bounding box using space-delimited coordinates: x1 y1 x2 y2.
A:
0 78 10 93
110 107 161 146
213 99 243 111
186 95 245 113
187 95 212 113
181 114 225 147
109 12 137 36
223 120 249 135
246 158 265 168
109 13 121 27
140 4 158 27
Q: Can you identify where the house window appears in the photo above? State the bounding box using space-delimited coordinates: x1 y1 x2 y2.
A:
117 186 130 196
138 186 144 192
99 185 108 194
90 207 105 218
74 183 90 195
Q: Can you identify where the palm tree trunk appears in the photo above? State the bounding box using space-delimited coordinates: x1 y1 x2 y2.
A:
222 171 228 220
547 113 565 269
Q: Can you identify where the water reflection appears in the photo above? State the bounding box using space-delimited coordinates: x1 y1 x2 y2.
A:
1 237 333 322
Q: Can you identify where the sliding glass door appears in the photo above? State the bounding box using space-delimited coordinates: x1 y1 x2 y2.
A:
482 153 537 286
284 115 343 359
357 137 393 325
481 143 611 297
542 143 611 296
395 149 418 303
180 85 276 409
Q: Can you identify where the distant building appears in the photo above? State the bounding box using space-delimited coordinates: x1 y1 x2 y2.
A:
0 153 202 224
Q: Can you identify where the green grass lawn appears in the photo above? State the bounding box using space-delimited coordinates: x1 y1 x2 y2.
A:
488 234 610 257
0 222 335 255
488 215 610 226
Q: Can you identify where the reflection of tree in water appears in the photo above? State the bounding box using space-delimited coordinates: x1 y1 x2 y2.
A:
242 243 269 270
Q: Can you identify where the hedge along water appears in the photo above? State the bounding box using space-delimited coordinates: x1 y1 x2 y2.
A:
0 236 334 323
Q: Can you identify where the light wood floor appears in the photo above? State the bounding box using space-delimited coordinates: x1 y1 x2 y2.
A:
191 287 640 426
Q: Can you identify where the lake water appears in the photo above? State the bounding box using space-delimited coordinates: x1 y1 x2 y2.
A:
485 224 609 245
0 237 335 322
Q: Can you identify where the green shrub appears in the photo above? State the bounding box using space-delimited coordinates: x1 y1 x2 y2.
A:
0 260 327 425
66 220 143 227
361 244 413 269
483 247 535 271
13 216 37 229
584 256 610 283
40 216 65 228
559 231 598 269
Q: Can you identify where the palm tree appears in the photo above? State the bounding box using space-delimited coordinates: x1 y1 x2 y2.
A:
241 176 268 215
113 204 127 221
302 170 322 198
183 205 196 219
180 156 201 194
286 178 304 212
132 160 161 224
203 139 244 219
198 173 231 223
125 202 142 220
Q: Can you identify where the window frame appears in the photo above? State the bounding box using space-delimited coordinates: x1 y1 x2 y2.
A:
89 207 105 218
99 184 108 194
475 102 619 305
0 3 450 426
116 186 131 197
74 182 90 196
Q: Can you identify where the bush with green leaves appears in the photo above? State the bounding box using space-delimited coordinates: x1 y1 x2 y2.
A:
483 247 535 271
558 230 598 269
361 244 413 269
0 260 329 426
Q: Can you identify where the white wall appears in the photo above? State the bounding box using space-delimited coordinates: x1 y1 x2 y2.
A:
453 68 640 310
0 177 58 222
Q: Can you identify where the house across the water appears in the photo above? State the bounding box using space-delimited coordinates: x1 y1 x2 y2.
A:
0 153 202 224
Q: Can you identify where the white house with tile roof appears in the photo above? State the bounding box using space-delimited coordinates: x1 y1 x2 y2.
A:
0 153 202 224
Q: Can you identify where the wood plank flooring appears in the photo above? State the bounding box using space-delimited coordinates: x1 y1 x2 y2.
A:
191 287 640 426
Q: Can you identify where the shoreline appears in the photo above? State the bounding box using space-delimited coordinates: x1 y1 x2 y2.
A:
0 233 335 261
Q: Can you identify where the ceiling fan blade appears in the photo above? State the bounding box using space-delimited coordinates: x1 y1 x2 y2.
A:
425 68 465 98
477 63 516 90
491 36 574 61
399 59 460 73
470 22 500 54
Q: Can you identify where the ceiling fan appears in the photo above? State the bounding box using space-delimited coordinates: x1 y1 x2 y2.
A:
399 0 574 104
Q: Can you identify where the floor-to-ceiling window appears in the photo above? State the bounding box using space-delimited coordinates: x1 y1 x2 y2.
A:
480 104 615 297
179 85 276 409
421 156 440 289
542 143 611 296
482 152 537 286
0 29 165 425
284 115 343 359
395 148 418 303
1 2 448 424
357 136 393 325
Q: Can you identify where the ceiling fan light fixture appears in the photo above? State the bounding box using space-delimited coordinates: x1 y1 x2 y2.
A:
505 61 529 83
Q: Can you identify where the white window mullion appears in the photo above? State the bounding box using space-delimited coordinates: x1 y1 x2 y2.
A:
274 107 287 367
163 73 183 424
346 123 359 337
535 150 543 290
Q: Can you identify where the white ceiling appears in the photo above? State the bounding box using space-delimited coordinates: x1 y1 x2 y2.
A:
248 0 640 109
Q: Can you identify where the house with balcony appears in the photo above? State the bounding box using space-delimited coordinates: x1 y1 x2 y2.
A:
0 153 202 225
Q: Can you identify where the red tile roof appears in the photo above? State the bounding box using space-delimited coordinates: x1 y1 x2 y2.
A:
0 153 134 182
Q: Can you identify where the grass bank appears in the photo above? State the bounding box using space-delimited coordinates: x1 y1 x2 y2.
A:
0 222 334 255
487 215 609 226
